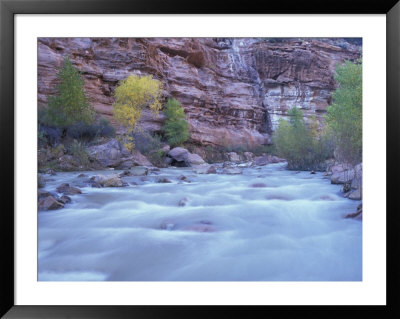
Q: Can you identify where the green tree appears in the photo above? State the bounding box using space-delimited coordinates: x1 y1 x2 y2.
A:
273 107 333 171
326 60 362 164
113 74 162 150
162 98 190 147
45 56 94 127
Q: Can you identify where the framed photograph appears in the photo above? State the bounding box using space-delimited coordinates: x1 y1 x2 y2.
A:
1 0 399 318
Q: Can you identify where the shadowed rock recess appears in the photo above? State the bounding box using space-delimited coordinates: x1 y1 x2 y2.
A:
38 37 361 147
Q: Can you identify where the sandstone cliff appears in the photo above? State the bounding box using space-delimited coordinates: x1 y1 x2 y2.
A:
38 37 361 147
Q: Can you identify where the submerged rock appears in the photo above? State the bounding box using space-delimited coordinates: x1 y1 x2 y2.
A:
345 203 362 220
160 221 176 231
38 189 52 199
222 167 242 175
192 165 217 174
59 195 72 204
38 195 64 211
157 177 172 183
178 197 189 207
56 183 82 195
250 183 267 188
103 176 123 187
90 174 124 187
348 188 362 200
129 167 149 176
182 224 215 232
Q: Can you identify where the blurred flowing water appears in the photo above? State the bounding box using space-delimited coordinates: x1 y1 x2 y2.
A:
38 163 362 281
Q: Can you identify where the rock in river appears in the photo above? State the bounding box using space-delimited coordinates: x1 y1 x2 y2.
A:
56 183 82 195
167 147 206 167
38 196 64 211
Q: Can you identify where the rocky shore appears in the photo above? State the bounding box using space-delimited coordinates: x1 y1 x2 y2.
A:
38 137 361 221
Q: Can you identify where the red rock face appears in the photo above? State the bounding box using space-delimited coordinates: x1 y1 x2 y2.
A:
38 38 361 147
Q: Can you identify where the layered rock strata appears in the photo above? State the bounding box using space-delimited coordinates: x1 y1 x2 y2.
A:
38 38 361 147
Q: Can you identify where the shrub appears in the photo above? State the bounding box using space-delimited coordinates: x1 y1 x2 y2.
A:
97 118 115 138
162 98 190 147
131 131 162 154
38 123 62 146
68 139 89 166
251 144 276 156
113 74 162 150
325 60 362 165
45 56 94 127
146 149 165 167
66 117 115 140
273 107 333 171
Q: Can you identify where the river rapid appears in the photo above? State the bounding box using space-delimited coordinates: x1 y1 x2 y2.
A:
38 163 362 281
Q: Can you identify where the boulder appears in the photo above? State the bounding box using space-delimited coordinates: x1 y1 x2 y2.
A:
227 152 241 163
351 163 362 190
330 163 353 174
253 155 270 166
345 203 362 220
38 196 64 211
131 150 153 167
59 195 72 204
269 156 285 163
103 175 123 187
56 183 82 195
253 155 285 166
187 153 206 166
167 147 206 167
90 174 123 187
222 161 235 168
38 174 46 188
348 188 362 200
243 152 254 161
168 147 189 162
161 145 171 154
87 138 151 169
331 169 355 184
38 189 52 199
163 157 173 166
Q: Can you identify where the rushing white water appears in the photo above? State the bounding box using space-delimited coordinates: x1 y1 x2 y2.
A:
38 163 362 281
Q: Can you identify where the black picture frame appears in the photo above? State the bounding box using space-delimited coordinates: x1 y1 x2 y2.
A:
1 0 399 318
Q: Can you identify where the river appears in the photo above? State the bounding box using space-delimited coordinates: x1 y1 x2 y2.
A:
38 163 362 281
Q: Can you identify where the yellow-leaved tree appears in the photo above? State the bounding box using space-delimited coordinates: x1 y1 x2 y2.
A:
113 74 163 150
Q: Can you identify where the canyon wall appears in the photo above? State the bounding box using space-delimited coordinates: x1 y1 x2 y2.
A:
38 37 361 147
